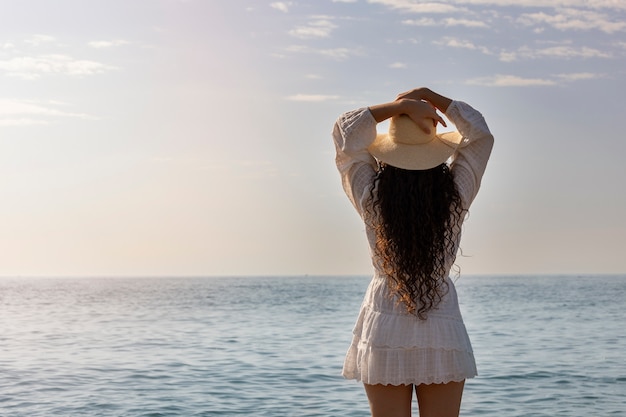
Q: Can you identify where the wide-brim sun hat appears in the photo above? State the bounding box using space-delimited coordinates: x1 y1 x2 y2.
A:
368 115 463 170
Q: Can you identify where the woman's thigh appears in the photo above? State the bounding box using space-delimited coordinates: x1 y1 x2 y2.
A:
415 380 465 417
364 383 414 417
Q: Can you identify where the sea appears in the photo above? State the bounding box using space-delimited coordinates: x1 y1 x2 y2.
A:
0 275 624 417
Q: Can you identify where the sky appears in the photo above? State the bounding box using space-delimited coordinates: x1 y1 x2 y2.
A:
1 0 625 277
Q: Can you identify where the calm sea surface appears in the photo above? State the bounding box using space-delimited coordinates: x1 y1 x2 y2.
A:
1 275 624 416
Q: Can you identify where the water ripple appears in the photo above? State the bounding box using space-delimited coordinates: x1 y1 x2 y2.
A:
0 275 624 416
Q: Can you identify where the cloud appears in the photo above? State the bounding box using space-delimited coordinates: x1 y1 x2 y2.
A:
402 18 437 26
519 8 626 33
432 34 614 65
270 2 292 13
318 47 359 60
389 62 407 69
88 40 130 48
436 0 626 10
403 17 488 28
536 45 611 58
0 99 96 126
434 37 492 54
370 0 626 31
465 72 602 87
368 0 463 14
443 17 489 28
285 94 340 102
285 45 363 61
289 19 337 39
467 74 556 87
556 72 603 81
433 36 612 62
0 54 117 79
499 44 612 61
23 34 56 47
435 37 476 49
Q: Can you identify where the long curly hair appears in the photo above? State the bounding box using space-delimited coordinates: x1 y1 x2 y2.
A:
367 162 465 319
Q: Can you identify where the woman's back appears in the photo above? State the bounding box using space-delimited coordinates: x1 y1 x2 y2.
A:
333 87 493 417
366 162 465 318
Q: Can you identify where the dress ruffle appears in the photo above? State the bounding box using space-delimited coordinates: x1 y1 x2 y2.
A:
342 343 476 386
342 276 477 385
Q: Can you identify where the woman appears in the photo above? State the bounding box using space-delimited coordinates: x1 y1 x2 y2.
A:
332 87 494 417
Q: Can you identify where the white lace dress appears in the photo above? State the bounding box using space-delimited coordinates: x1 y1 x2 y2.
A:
332 100 494 386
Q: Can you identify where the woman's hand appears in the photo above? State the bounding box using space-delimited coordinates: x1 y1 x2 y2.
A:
400 99 446 134
369 98 446 134
396 88 453 114
396 87 430 102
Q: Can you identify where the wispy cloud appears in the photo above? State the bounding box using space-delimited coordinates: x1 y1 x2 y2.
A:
519 8 626 33
370 0 626 34
467 74 556 87
368 0 462 14
285 45 363 61
285 94 340 102
556 72 603 81
23 34 57 47
402 17 437 26
466 71 603 87
443 17 489 28
403 17 487 27
0 54 117 80
499 44 612 62
318 47 359 60
0 99 97 126
421 0 626 11
270 2 293 13
433 36 612 62
434 37 492 54
289 19 337 39
389 62 407 69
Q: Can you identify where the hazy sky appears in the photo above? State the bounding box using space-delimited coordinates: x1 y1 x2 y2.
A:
1 0 625 277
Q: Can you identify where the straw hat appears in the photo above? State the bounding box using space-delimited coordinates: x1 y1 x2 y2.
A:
368 115 463 170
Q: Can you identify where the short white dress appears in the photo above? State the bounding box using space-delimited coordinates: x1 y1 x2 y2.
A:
332 100 494 386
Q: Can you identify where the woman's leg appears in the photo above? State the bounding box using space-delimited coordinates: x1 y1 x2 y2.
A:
415 380 465 417
364 383 414 417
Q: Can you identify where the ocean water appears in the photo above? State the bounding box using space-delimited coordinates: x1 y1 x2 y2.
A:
0 275 624 416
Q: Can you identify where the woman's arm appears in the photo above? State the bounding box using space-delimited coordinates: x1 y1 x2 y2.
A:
368 98 446 134
446 101 494 209
396 87 453 114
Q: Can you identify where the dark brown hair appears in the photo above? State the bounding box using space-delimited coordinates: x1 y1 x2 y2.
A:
368 162 465 319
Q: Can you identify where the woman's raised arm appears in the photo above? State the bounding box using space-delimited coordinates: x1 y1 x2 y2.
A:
368 98 446 134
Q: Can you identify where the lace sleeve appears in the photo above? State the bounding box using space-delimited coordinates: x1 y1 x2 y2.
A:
332 108 378 216
446 101 495 209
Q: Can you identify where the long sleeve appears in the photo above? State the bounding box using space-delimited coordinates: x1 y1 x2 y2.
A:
446 101 494 209
332 108 378 216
